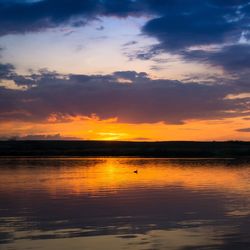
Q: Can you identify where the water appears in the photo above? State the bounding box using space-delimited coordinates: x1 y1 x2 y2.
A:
0 157 250 250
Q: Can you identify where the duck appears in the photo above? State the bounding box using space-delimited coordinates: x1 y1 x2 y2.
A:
133 170 138 174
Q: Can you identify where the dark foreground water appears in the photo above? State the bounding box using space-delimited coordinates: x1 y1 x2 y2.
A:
0 158 250 250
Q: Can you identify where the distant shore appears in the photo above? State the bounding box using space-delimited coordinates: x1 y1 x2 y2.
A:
1 140 250 158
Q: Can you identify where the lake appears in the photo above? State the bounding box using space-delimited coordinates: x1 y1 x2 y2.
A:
0 157 250 250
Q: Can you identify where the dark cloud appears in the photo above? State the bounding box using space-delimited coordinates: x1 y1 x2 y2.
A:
1 1 250 113
0 0 100 35
136 1 250 74
1 0 248 39
183 44 250 73
1 1 250 74
0 63 45 87
0 63 15 78
131 137 151 141
1 133 81 140
1 66 250 124
113 71 148 81
8 134 82 141
101 0 143 17
142 12 237 52
236 128 250 132
140 0 249 52
96 25 104 31
0 0 144 35
123 41 138 47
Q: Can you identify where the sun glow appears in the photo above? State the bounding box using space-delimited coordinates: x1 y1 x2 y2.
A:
1 115 250 141
97 132 128 141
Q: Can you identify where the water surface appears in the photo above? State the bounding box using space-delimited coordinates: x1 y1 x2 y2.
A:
0 158 250 249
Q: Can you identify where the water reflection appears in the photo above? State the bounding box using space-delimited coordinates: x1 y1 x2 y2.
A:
0 158 250 249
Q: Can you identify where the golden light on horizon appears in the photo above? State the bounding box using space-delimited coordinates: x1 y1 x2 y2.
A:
1 115 250 141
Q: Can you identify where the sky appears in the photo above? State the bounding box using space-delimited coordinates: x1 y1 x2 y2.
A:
1 0 250 141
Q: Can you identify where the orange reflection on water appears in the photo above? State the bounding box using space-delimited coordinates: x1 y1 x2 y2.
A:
0 158 250 197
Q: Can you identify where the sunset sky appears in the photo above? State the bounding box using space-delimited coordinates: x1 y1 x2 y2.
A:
1 0 250 141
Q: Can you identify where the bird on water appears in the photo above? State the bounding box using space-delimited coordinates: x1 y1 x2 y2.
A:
134 170 138 174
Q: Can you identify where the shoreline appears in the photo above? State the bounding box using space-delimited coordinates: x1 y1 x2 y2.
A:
1 140 250 158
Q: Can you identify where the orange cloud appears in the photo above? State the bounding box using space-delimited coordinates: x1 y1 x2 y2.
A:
1 115 250 141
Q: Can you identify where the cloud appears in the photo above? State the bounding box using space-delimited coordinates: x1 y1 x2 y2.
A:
2 133 81 140
135 1 250 74
123 40 138 47
183 44 250 73
130 137 151 141
0 0 101 35
1 66 250 124
236 128 250 132
0 63 15 78
142 13 236 52
113 71 148 81
96 25 104 31
1 1 250 74
0 0 145 35
1 1 248 41
140 0 249 51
